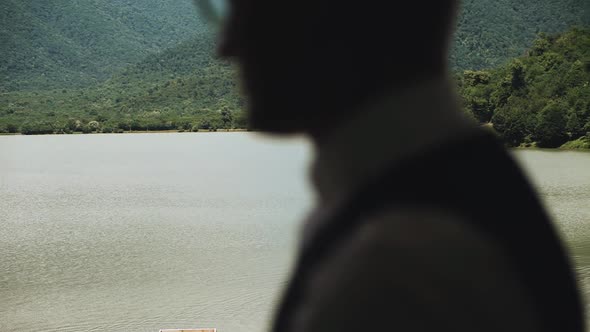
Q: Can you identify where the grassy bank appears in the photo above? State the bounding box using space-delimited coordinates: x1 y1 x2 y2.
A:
561 137 590 149
0 128 250 136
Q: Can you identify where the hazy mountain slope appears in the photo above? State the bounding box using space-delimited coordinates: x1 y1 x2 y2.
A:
0 0 206 92
1 0 588 93
0 32 243 134
110 0 589 83
451 0 589 69
2 28 588 143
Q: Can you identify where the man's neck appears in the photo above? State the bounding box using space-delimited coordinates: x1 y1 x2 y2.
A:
309 75 476 207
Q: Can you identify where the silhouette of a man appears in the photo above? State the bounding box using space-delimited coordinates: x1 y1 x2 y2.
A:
211 0 585 331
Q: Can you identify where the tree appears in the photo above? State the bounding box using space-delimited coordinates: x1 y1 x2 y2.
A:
66 119 79 132
492 103 536 147
87 121 101 132
233 111 248 129
81 125 93 134
535 101 568 147
463 70 491 85
529 34 551 56
102 126 114 133
6 123 18 133
566 111 584 139
465 95 492 123
563 60 585 89
460 70 494 122
220 106 233 128
21 121 54 135
198 119 212 130
490 78 512 110
509 59 526 90
178 121 192 131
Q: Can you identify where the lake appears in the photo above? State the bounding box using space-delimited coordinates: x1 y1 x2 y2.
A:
1 133 589 332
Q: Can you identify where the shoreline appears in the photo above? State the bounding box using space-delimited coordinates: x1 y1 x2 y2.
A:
511 146 590 152
1 130 588 151
0 128 251 136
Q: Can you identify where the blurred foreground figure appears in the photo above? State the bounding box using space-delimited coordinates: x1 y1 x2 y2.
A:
216 0 584 331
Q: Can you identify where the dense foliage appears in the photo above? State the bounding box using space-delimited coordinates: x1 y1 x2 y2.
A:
451 0 589 69
2 0 587 92
2 28 590 149
0 33 246 134
457 28 590 148
1 1 589 149
0 0 206 92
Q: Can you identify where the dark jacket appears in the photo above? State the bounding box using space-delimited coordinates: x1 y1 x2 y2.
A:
272 130 584 332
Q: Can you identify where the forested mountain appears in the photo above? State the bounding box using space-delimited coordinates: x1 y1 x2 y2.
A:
2 28 589 150
1 0 588 92
0 0 206 92
452 0 589 69
0 33 244 134
0 0 589 148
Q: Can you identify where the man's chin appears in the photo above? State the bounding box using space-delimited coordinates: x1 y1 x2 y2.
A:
247 104 308 135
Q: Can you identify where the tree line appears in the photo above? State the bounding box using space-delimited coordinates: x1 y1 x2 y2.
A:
457 27 590 148
1 28 589 149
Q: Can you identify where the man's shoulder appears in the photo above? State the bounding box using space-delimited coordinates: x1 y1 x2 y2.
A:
296 207 538 331
337 206 505 264
307 206 517 292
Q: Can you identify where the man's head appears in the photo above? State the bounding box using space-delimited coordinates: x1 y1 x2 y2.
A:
215 0 460 135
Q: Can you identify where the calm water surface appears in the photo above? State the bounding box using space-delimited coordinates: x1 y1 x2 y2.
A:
512 149 590 309
1 134 589 331
0 133 313 332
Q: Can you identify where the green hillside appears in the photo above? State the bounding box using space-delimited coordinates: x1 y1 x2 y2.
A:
457 27 590 148
0 0 206 92
2 28 589 151
2 0 588 93
0 0 589 148
451 0 589 69
0 33 244 134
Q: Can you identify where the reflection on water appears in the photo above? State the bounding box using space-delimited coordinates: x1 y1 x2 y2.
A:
0 135 589 331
